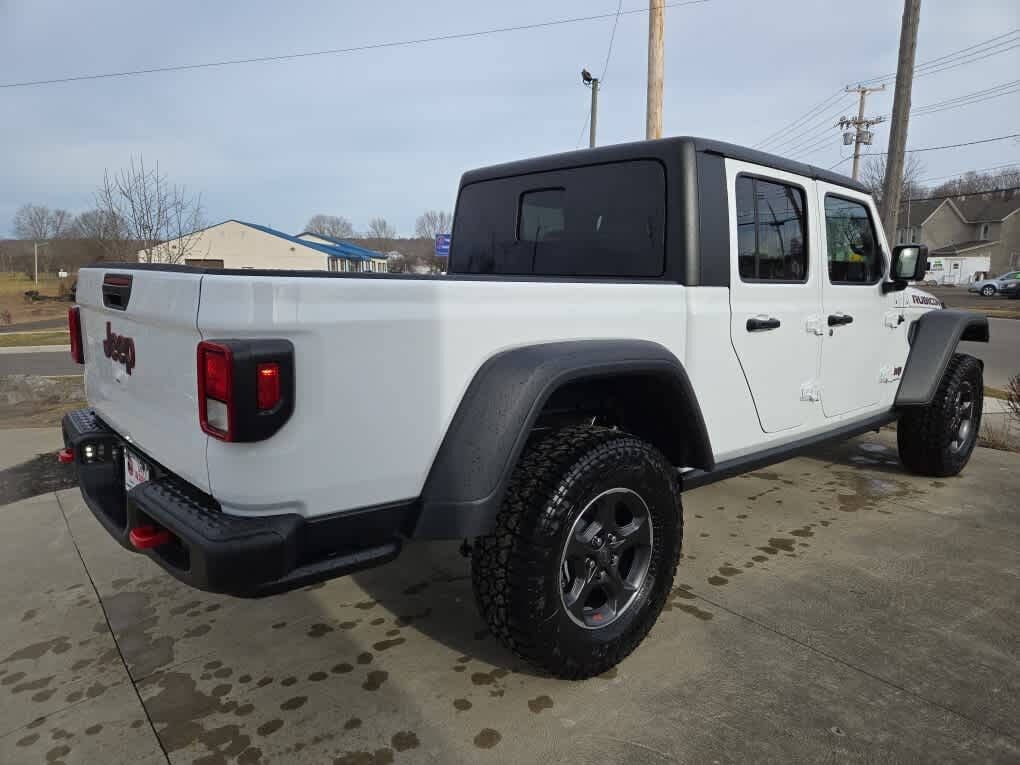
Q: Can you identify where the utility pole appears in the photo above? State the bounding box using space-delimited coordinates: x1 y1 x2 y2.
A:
581 68 600 148
33 241 49 285
881 0 922 237
838 85 886 180
646 0 664 140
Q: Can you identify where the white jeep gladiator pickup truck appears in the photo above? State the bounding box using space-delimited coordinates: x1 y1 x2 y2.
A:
62 137 989 679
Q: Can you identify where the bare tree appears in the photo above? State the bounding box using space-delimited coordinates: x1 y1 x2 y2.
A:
861 154 925 206
13 204 55 240
367 217 397 239
97 157 205 264
305 214 354 240
414 210 452 240
51 209 73 238
71 209 134 260
930 167 1020 198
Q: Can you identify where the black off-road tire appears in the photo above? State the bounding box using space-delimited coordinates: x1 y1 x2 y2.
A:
897 353 983 477
471 425 682 680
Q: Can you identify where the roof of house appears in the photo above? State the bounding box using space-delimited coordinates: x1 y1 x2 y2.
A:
897 198 946 228
953 193 1020 222
295 232 387 259
930 239 996 256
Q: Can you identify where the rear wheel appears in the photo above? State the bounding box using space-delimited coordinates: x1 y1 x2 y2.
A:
897 353 983 477
472 425 681 679
980 285 996 296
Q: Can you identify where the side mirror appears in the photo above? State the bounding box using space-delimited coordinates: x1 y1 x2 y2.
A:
884 244 928 293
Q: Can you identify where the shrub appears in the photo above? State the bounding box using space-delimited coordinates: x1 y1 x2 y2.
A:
1007 373 1020 422
0 309 11 325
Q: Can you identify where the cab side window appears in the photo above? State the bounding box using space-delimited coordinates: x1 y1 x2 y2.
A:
824 196 883 284
735 176 808 282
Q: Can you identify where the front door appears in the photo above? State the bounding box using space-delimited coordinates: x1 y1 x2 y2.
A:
727 162 822 433
815 184 894 417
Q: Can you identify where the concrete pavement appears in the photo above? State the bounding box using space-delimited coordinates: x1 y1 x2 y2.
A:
0 351 81 377
0 426 1017 763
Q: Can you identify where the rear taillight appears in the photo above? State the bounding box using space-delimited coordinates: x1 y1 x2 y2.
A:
256 363 281 410
196 339 294 442
197 341 234 440
68 306 84 364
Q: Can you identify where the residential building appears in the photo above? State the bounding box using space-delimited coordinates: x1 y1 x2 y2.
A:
140 220 388 272
896 190 1020 284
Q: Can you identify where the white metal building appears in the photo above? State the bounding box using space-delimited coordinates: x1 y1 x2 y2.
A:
142 220 388 272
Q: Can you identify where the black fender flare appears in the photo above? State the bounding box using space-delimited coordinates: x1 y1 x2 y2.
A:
411 339 713 539
896 309 988 407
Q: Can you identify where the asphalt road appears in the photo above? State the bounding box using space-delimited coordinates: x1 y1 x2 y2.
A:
928 286 1018 313
960 317 1019 389
0 350 81 377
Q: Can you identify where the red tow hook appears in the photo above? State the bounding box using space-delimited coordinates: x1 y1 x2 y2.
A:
129 525 172 550
57 448 74 464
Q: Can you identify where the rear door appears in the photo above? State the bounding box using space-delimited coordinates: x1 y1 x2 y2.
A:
77 267 209 492
815 184 897 417
726 161 822 433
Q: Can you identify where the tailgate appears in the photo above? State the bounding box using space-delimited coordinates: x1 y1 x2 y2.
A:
77 267 209 492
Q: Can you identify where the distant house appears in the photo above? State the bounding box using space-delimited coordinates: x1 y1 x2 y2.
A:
142 220 388 272
896 191 1020 284
294 232 389 273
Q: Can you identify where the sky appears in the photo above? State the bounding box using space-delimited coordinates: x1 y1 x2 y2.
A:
1 0 1018 238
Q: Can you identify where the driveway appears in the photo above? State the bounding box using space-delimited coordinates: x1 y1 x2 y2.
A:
0 428 1017 763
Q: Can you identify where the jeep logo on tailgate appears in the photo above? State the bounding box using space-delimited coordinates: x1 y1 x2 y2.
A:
103 322 136 374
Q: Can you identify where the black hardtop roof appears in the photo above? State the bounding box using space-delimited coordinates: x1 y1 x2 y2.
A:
460 135 868 194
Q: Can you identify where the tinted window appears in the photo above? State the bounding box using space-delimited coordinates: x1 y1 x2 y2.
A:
825 195 883 284
450 160 665 277
735 176 808 281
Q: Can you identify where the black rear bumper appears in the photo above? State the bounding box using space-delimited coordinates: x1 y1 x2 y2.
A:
62 408 406 597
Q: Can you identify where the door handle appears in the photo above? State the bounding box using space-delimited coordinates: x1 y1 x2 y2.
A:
827 313 854 326
746 316 781 332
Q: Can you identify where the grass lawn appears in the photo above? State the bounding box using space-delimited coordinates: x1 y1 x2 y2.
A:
0 329 70 347
0 273 71 328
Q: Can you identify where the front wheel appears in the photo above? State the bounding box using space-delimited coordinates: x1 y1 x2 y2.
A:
980 285 996 296
472 426 681 679
897 353 983 477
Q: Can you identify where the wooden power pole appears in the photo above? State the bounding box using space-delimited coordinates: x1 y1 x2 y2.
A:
646 0 664 140
839 85 885 180
881 0 922 236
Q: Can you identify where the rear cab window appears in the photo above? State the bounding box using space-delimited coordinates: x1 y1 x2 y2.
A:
735 175 808 282
450 160 666 277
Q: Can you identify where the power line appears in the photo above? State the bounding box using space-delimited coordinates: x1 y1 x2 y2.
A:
757 31 1018 150
902 185 1020 202
912 82 1020 117
859 29 1018 85
828 133 1020 168
575 0 625 149
1 0 711 90
917 162 1020 183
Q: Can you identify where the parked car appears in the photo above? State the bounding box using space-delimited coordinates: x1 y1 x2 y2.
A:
969 271 1020 296
60 137 989 680
1003 280 1020 299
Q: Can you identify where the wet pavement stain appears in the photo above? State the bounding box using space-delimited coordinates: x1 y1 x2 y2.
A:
102 590 175 677
307 623 334 638
453 698 472 711
84 724 102 735
334 748 394 765
184 624 212 638
280 696 307 711
281 676 297 687
370 617 385 626
675 604 714 620
474 728 502 749
17 733 39 747
470 668 508 686
12 675 53 693
2 636 72 664
362 671 388 691
391 731 420 751
0 454 78 505
718 566 742 577
344 717 363 730
21 608 38 622
372 638 406 652
257 719 284 737
790 526 815 537
332 663 354 674
528 695 554 713
357 652 374 665
707 576 728 586
339 620 359 630
355 601 377 610
45 744 71 762
308 671 328 682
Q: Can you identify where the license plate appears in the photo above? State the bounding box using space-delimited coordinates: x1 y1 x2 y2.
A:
124 449 151 492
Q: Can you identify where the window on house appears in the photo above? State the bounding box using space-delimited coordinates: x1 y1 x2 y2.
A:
824 195 883 284
735 175 808 281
